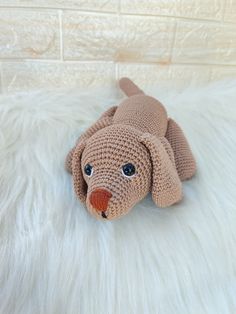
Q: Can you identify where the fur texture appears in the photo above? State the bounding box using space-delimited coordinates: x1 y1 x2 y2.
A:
0 80 236 314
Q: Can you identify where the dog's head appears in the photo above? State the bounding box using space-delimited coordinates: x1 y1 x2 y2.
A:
67 124 182 220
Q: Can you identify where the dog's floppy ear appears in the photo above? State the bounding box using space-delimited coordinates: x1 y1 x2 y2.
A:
70 141 87 203
139 133 182 207
65 147 76 174
65 106 117 174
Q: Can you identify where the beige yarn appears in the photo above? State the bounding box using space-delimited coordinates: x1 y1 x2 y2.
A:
66 78 196 220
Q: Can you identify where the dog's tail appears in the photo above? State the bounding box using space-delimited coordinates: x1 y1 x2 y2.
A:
119 77 144 97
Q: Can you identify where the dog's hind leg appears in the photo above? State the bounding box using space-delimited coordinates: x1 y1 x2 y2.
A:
165 118 196 181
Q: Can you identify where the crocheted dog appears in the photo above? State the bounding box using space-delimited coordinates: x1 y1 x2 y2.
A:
66 78 196 220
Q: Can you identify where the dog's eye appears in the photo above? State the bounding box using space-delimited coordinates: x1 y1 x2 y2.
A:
121 163 136 177
84 164 93 177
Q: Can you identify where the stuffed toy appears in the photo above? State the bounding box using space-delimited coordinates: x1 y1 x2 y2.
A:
66 78 196 220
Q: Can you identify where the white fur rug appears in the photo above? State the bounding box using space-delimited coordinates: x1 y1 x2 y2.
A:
0 80 236 314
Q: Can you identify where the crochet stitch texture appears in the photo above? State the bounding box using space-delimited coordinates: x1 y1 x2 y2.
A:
66 78 196 220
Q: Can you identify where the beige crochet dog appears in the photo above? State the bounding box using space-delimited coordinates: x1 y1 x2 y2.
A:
66 78 196 220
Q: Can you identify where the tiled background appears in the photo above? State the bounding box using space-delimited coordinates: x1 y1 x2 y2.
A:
0 0 236 93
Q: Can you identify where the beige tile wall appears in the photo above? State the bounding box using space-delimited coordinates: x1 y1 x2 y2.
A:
0 0 235 93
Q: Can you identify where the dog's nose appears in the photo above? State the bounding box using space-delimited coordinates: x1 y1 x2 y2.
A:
89 188 112 211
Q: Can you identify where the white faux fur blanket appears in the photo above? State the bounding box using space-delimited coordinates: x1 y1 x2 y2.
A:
0 81 236 314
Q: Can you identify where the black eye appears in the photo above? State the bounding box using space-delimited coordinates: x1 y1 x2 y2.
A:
122 163 136 177
84 164 93 177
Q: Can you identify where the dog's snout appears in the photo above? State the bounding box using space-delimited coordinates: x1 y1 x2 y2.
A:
89 188 112 211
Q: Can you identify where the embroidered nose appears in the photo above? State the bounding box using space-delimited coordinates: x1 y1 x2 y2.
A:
89 188 112 211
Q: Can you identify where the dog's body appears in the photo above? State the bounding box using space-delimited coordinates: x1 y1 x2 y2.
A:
113 96 167 137
66 78 196 220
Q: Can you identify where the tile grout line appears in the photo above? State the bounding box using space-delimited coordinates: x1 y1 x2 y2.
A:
58 9 64 62
118 0 121 15
221 0 227 23
0 59 236 67
116 0 121 80
169 19 178 63
0 6 236 25
120 12 231 25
